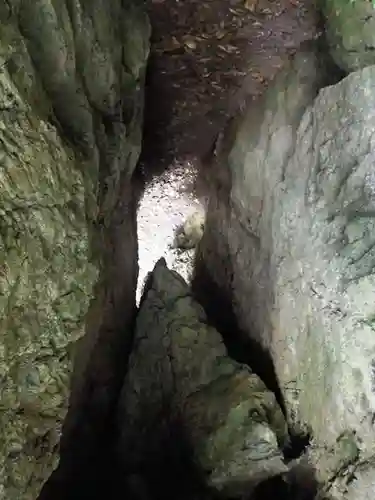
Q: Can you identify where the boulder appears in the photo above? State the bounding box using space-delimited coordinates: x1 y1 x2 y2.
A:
0 1 149 498
117 258 289 498
193 44 375 498
321 0 375 72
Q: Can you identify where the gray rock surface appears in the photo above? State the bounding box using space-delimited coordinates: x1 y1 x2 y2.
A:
194 45 375 498
321 0 375 72
0 1 149 498
118 259 289 498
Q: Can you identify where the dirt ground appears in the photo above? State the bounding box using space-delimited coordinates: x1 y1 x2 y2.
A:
140 0 319 171
136 160 200 302
136 0 319 298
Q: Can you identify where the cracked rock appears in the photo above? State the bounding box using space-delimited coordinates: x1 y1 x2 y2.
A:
117 258 289 498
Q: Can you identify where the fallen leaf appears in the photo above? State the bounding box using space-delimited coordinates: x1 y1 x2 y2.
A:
244 0 258 11
185 40 197 49
182 35 198 50
218 44 239 54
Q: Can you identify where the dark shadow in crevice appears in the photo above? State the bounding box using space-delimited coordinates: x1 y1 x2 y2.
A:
191 258 319 499
120 410 218 500
130 411 319 500
315 10 348 87
191 253 311 462
249 466 319 500
191 149 287 431
118 407 319 500
38 164 144 500
191 253 284 411
137 52 176 179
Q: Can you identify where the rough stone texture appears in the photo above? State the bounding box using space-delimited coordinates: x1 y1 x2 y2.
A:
194 45 375 498
0 1 149 498
117 259 289 499
322 0 375 72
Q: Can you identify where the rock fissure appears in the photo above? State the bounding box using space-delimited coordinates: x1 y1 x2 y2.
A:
2 0 375 499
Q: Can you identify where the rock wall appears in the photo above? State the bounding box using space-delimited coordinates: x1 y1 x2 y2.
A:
0 1 149 498
117 259 296 499
193 43 375 498
321 0 375 72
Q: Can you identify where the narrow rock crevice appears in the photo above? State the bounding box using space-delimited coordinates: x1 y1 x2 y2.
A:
3 0 375 498
43 15 333 500
128 1 325 499
119 258 320 500
38 172 142 500
192 247 312 460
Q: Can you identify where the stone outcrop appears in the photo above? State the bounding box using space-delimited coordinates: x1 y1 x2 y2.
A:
321 0 375 72
193 44 375 498
117 258 290 499
0 1 149 498
3 0 375 498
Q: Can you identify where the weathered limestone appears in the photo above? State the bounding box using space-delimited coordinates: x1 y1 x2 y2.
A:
117 258 289 498
321 0 375 72
194 46 375 498
0 1 149 498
